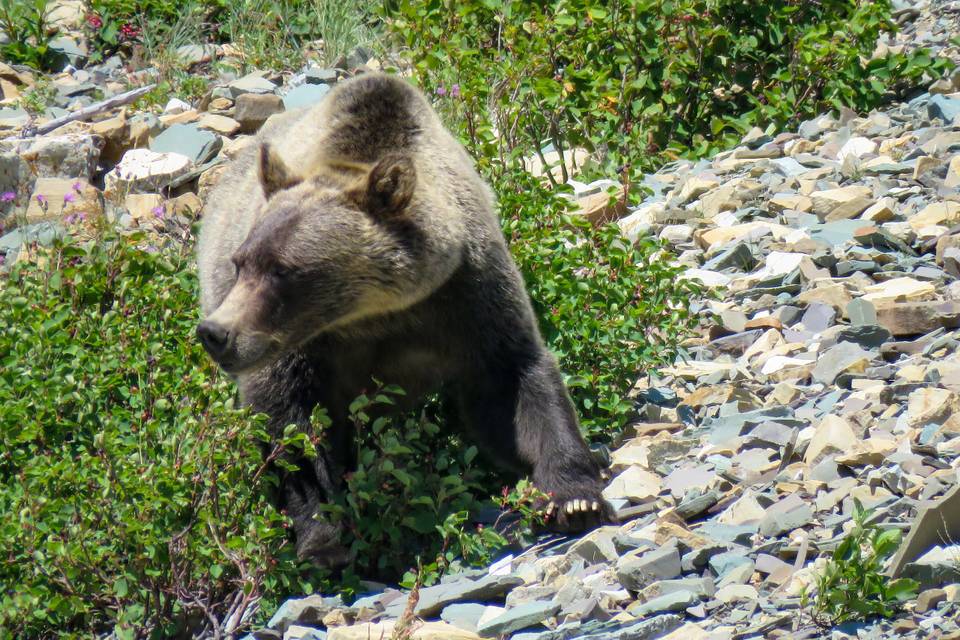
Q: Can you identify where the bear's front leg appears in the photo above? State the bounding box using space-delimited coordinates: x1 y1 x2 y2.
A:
240 355 352 569
458 351 613 533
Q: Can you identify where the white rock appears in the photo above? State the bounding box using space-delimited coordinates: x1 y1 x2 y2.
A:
715 584 758 604
681 269 731 287
837 136 877 162
860 196 897 222
602 465 662 501
105 149 192 194
861 277 936 306
805 415 858 465
660 224 693 244
945 155 960 189
163 98 192 115
760 356 812 376
747 251 807 282
909 201 960 231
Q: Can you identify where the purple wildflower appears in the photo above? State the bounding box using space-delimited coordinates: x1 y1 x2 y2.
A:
63 192 77 204
1 191 15 202
36 194 47 205
152 205 165 219
435 86 446 96
72 181 83 193
450 84 461 98
77 212 87 222
64 213 76 224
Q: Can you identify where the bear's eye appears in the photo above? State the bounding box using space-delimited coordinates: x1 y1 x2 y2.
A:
272 264 291 279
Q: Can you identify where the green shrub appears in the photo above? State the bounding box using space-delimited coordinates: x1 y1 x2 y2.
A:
0 232 311 638
806 500 918 625
0 0 61 70
498 169 703 438
0 231 542 637
312 390 540 588
385 0 950 182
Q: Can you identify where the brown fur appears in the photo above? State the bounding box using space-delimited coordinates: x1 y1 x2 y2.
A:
197 73 610 567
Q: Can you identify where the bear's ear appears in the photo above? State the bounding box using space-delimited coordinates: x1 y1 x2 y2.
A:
348 154 416 218
259 143 302 199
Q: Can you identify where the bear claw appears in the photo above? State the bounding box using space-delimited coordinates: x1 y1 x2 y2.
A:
545 497 603 521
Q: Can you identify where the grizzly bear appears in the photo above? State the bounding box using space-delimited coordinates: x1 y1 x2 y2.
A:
197 73 610 566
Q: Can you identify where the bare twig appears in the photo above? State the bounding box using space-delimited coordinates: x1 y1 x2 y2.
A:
29 84 156 136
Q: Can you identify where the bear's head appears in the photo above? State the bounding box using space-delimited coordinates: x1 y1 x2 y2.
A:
197 143 435 374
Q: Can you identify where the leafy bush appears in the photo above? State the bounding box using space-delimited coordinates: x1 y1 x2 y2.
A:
806 500 918 625
0 231 544 637
312 390 542 587
0 232 310 638
385 0 950 182
498 169 703 437
0 0 61 70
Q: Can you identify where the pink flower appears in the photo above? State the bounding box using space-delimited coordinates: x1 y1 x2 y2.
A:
119 23 141 41
435 86 446 96
36 194 47 205
0 191 14 202
450 84 461 98
152 205 165 219
63 192 76 204
86 13 103 29
72 182 83 193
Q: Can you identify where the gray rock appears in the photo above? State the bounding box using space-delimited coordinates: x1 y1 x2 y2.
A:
304 68 338 85
176 44 217 65
441 602 488 633
0 222 63 268
477 601 560 637
0 134 101 181
508 615 683 640
47 36 84 67
759 493 814 537
150 123 222 165
681 543 729 572
228 73 278 97
628 589 698 615
567 526 619 564
283 626 326 640
801 303 837 332
267 594 342 632
708 551 753 578
848 297 879 325
235 93 285 134
386 573 524 618
812 341 872 385
616 544 681 591
641 577 715 600
702 241 757 271
283 83 330 110
334 45 375 70
0 107 28 129
929 94 960 123
836 324 891 349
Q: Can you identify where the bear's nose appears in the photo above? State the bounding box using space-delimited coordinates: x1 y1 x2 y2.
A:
197 321 232 358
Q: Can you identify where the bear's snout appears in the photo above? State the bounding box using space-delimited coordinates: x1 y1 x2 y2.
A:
197 320 233 360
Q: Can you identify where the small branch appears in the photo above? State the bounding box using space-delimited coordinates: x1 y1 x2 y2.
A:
30 84 156 137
